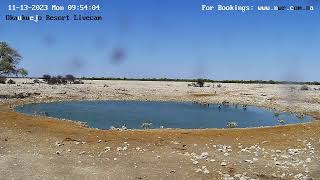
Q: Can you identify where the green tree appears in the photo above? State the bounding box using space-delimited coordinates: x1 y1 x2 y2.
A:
19 68 28 78
0 42 23 76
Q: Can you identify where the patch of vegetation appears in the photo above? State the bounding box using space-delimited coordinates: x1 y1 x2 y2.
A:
196 79 205 87
7 79 15 84
65 74 75 83
0 42 28 79
42 74 51 82
77 77 320 85
42 74 81 85
73 80 84 84
0 76 6 84
300 85 309 91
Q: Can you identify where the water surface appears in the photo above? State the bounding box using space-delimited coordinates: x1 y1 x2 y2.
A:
15 101 312 129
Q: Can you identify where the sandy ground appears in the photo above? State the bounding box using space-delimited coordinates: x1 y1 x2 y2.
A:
0 78 319 179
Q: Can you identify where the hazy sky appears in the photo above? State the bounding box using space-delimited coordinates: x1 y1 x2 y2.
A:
0 0 319 81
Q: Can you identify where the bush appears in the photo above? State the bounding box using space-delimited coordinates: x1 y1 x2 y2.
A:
33 79 40 83
0 77 6 84
42 74 51 82
65 74 75 82
217 84 222 88
300 85 309 91
73 80 84 84
196 79 205 87
7 79 16 84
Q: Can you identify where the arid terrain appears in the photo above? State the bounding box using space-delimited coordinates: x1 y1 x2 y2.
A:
0 78 319 179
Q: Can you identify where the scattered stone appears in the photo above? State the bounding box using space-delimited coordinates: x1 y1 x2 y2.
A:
244 160 254 164
79 151 86 155
192 160 199 165
200 152 209 159
221 161 227 166
195 168 202 173
55 142 63 147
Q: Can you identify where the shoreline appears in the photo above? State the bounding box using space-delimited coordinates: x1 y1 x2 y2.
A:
9 99 318 132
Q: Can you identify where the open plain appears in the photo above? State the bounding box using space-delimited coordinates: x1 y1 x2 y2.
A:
0 79 319 179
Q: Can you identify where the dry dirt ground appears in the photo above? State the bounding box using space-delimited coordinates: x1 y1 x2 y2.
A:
0 79 319 179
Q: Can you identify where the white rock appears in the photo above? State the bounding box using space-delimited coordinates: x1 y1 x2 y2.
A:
193 161 199 165
221 161 227 166
200 152 209 159
203 169 210 174
305 158 311 163
79 151 86 155
294 173 303 179
245 160 253 164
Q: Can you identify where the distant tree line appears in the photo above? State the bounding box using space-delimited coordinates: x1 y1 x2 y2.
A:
77 77 320 85
41 74 83 85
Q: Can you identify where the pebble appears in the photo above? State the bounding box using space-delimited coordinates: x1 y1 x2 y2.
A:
192 161 199 165
305 158 311 163
79 151 86 155
221 161 227 166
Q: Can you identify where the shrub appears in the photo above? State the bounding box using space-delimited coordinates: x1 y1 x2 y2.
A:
0 76 6 84
42 74 51 82
7 79 16 84
47 76 59 84
196 79 205 87
73 80 84 84
33 79 40 83
300 85 309 91
217 84 222 88
65 74 75 82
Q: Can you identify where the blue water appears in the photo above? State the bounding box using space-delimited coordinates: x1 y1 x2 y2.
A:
14 101 312 129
